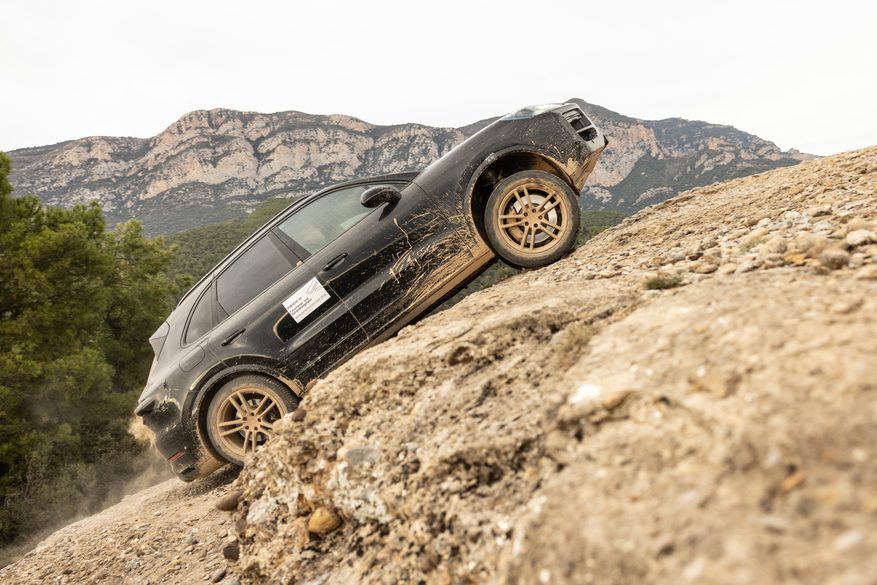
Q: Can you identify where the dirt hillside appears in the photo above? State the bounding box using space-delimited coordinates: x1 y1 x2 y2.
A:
2 146 875 585
0 467 243 584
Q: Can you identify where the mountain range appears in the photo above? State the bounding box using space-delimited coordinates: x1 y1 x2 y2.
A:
7 98 811 234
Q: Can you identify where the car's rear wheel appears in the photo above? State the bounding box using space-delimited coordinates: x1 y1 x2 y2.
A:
484 170 580 268
206 375 298 465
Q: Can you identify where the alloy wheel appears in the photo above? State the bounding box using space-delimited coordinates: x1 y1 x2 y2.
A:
496 184 569 253
211 385 288 460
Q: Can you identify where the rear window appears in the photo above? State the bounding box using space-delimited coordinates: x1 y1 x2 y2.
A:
216 235 296 316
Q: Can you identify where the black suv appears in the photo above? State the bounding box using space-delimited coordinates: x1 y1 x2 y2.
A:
136 103 607 480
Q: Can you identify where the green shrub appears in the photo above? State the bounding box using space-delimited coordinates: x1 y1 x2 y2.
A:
643 274 684 290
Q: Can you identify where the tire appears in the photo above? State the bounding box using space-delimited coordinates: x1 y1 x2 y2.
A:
206 375 299 465
484 170 581 269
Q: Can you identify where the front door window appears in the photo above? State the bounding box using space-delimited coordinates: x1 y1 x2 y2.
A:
275 186 373 255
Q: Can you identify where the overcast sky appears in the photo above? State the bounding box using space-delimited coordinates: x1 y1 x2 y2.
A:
1 0 874 155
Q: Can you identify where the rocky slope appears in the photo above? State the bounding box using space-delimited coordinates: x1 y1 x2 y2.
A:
0 468 243 584
2 146 874 585
7 100 809 234
227 147 877 585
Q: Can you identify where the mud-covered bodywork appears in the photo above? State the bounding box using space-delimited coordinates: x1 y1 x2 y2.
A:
136 103 606 480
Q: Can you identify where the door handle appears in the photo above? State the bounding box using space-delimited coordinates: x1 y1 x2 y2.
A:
221 328 246 346
322 252 348 272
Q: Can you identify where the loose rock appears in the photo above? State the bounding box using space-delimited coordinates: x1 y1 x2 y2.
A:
820 247 850 270
222 542 240 561
783 252 807 266
854 265 877 280
845 229 875 247
307 507 342 536
807 204 831 217
764 236 787 254
735 261 757 274
216 490 244 512
691 261 718 274
792 232 828 257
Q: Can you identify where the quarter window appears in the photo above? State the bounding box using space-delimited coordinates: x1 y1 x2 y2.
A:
275 186 373 256
217 235 297 316
184 286 213 345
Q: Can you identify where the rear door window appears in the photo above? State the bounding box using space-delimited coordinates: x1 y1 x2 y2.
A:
216 234 298 316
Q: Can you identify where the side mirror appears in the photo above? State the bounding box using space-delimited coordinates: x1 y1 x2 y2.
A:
360 185 401 208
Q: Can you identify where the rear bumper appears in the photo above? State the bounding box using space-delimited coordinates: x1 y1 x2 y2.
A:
139 390 224 481
154 422 224 481
167 449 225 482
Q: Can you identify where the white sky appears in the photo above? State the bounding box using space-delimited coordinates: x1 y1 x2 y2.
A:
1 0 875 155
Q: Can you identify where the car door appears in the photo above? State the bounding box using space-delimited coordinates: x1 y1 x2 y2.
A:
272 179 441 341
208 231 367 383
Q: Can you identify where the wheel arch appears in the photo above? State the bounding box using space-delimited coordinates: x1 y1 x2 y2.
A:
465 147 577 243
190 360 303 461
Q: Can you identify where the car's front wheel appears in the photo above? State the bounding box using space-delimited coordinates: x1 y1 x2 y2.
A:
206 375 298 466
484 170 581 269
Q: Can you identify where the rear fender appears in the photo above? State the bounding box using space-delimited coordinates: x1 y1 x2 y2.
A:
188 357 304 460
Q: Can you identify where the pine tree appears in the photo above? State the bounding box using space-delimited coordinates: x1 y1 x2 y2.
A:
0 152 181 543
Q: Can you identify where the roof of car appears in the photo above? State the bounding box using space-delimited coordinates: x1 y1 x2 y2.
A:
175 171 421 307
321 171 419 190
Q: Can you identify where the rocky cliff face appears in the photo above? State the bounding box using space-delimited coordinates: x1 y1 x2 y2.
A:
575 100 812 211
2 146 874 585
8 110 463 234
8 100 810 234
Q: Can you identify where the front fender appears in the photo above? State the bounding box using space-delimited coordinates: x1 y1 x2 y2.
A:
460 145 576 232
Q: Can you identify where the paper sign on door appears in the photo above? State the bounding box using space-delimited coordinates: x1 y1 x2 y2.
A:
282 277 331 323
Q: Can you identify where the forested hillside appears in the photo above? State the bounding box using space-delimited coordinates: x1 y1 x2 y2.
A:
0 153 182 552
165 197 297 284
